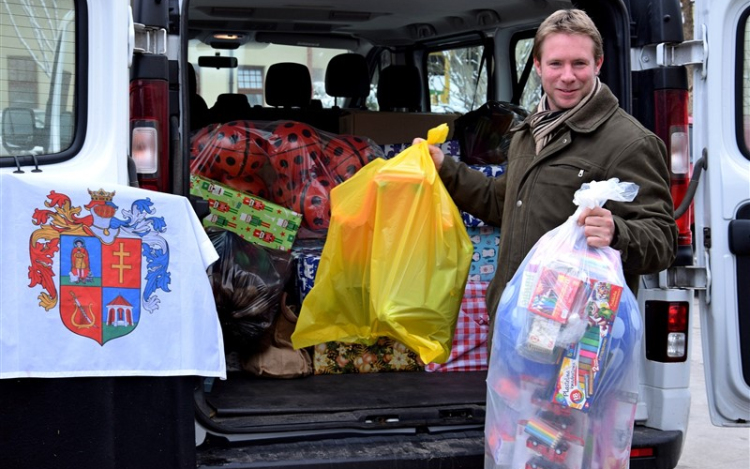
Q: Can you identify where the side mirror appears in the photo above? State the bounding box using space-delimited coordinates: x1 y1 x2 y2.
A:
1 107 37 152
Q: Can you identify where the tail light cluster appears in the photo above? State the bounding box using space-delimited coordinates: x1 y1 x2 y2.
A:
653 89 692 248
130 78 169 192
645 300 690 362
130 53 170 193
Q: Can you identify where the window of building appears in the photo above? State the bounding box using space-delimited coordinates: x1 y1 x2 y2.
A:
238 66 264 107
6 56 38 108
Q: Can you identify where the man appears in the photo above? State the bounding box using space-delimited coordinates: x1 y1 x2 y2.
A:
417 9 677 342
70 238 90 284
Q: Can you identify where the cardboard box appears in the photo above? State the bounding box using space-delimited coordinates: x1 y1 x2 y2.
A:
340 110 460 145
189 174 302 251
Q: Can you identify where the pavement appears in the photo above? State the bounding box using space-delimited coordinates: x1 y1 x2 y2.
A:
674 306 750 468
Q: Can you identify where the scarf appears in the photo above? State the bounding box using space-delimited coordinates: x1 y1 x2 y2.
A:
529 77 602 155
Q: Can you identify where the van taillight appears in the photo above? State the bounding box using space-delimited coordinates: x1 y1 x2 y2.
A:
130 78 169 192
654 89 692 248
645 301 689 362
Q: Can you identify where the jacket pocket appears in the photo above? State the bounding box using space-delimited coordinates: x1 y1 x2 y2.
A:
540 157 603 191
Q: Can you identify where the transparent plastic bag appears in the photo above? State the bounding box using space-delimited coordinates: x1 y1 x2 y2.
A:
291 124 473 364
485 179 643 469
190 120 384 236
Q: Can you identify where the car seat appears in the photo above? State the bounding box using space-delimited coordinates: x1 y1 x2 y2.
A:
208 93 254 124
324 53 370 109
376 64 422 112
188 63 210 130
265 62 313 109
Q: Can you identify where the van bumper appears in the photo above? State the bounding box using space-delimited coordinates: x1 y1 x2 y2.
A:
197 426 684 469
630 426 684 469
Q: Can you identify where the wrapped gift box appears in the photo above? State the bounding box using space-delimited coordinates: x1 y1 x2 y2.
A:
426 282 490 372
291 239 326 302
467 225 500 283
190 174 302 251
381 139 461 161
461 164 506 227
313 337 424 374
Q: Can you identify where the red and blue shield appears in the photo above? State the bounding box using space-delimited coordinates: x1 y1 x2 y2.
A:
59 234 142 345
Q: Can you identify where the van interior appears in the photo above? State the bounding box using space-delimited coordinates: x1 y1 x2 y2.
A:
185 0 633 464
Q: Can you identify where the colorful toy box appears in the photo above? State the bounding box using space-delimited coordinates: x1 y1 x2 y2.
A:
190 174 302 251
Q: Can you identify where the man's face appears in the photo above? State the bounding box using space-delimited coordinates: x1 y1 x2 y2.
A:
534 32 603 112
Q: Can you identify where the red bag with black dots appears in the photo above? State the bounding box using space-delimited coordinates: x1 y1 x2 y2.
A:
190 120 384 238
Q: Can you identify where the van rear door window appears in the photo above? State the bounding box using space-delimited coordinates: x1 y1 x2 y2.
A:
188 40 347 110
738 8 750 159
0 0 77 159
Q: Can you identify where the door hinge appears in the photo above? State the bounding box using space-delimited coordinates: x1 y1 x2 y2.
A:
703 227 711 249
133 23 167 55
666 266 708 290
631 24 708 79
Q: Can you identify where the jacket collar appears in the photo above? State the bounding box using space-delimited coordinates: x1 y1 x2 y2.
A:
513 83 620 134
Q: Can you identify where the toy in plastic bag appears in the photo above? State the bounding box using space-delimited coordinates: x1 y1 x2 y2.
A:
190 120 384 237
291 124 473 364
485 179 644 469
206 228 294 351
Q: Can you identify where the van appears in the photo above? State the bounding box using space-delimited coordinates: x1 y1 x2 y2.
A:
0 1 748 468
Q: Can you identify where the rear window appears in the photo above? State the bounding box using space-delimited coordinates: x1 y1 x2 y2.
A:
0 0 77 161
187 41 349 111
738 7 750 158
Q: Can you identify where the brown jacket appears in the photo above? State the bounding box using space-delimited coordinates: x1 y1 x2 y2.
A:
439 84 678 324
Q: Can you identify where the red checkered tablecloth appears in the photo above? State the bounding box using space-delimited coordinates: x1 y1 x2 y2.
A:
426 282 490 372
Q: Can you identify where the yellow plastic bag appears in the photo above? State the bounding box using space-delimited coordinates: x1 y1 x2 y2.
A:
291 125 473 364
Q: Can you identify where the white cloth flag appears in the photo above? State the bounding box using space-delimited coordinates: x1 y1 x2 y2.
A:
0 174 226 379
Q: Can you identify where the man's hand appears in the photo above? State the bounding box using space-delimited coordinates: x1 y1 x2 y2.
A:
412 138 445 170
578 207 615 248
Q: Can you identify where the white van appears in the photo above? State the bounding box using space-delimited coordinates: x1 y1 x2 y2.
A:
0 1 748 468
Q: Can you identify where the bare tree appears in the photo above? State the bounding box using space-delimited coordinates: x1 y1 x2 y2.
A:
2 0 65 78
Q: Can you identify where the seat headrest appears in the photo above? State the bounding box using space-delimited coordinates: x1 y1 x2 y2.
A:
209 93 252 123
187 63 198 96
376 65 422 112
265 63 312 108
325 53 370 100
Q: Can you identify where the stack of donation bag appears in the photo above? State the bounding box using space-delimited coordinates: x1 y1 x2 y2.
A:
190 118 511 377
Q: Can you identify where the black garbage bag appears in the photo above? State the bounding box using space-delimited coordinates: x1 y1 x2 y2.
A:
206 228 294 351
453 101 528 166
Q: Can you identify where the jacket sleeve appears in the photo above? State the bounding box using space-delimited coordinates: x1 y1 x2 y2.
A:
437 156 507 228
607 134 678 275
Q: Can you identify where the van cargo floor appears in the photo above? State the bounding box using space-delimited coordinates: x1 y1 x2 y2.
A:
206 370 487 417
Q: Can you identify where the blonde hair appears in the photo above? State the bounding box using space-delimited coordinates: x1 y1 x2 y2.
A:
532 9 603 62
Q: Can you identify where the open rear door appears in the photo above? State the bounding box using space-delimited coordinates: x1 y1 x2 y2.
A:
693 0 750 426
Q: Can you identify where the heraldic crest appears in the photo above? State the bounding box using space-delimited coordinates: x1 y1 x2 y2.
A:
28 188 171 345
